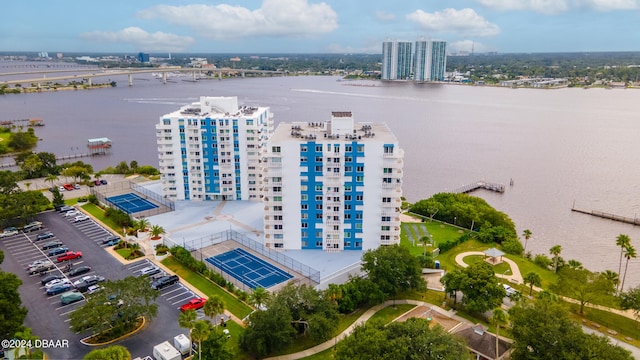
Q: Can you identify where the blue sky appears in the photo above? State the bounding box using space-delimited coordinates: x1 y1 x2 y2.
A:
3 0 640 54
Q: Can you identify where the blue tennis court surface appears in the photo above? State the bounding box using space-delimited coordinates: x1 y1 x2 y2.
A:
106 193 159 214
205 248 293 290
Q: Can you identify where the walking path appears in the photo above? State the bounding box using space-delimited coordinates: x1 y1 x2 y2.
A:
263 300 469 360
454 251 524 284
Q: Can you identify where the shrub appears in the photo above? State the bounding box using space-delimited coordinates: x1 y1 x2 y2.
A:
502 238 524 255
88 194 98 205
534 254 553 269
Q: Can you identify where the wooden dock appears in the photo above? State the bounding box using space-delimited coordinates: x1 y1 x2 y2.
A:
571 207 640 226
0 152 107 169
454 180 506 194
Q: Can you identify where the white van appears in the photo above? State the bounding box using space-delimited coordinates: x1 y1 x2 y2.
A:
137 265 161 277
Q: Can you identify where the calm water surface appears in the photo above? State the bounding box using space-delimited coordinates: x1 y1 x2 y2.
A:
2 70 640 287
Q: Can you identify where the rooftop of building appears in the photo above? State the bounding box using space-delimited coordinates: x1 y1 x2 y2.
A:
271 116 399 144
142 181 363 288
163 96 266 119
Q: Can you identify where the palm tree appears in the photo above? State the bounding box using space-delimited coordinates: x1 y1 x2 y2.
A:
128 242 141 258
523 271 542 296
616 234 631 290
149 224 165 240
419 236 431 256
567 259 583 270
136 218 150 232
203 295 225 324
178 309 197 356
492 308 508 360
550 245 562 273
191 320 213 360
45 174 58 188
14 327 38 358
602 270 620 289
522 229 532 256
620 244 637 292
248 287 270 310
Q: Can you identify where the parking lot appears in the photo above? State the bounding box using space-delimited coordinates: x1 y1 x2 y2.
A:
0 210 204 359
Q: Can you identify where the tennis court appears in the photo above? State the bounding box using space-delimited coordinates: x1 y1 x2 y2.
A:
205 248 293 290
106 193 159 214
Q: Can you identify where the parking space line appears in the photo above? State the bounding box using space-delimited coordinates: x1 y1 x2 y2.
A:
166 291 191 301
58 303 84 313
160 286 185 297
171 295 195 305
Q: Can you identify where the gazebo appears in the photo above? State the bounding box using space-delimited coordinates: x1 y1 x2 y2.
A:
483 248 505 265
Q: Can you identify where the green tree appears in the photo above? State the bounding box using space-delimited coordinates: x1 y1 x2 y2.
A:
240 300 296 357
419 235 431 256
522 229 532 256
0 170 19 195
523 271 542 296
491 309 508 360
335 318 471 360
620 285 640 321
45 174 59 188
191 320 213 360
51 187 65 207
20 153 43 179
84 345 131 360
70 276 159 336
248 287 270 309
620 244 637 292
554 268 615 314
179 309 198 356
203 295 225 320
136 218 151 232
8 128 38 151
0 271 28 339
549 245 562 273
361 245 426 300
13 327 39 358
199 326 233 360
442 262 505 313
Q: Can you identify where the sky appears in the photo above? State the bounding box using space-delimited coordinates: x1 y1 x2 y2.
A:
3 0 640 54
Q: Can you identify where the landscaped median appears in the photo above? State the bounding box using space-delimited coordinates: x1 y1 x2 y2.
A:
161 256 253 319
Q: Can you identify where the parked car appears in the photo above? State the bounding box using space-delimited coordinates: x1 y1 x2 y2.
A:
86 285 103 295
0 229 19 238
58 186 65 192
48 246 69 256
100 179 108 185
22 221 43 233
27 259 52 270
36 232 55 241
64 210 80 217
105 237 120 246
44 278 72 290
63 184 74 191
137 265 161 277
57 251 82 262
28 262 54 274
41 274 64 286
151 275 179 290
58 205 74 213
61 291 84 305
102 235 121 245
42 241 64 250
73 215 90 223
503 284 519 297
47 283 73 296
73 275 105 291
94 180 101 186
69 266 91 276
180 297 207 312
73 184 81 190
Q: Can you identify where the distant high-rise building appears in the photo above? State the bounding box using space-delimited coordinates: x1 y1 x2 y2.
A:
414 40 447 82
138 52 150 63
381 40 413 80
156 96 273 201
263 112 404 251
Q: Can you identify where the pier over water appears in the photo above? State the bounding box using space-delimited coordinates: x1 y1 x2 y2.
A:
454 180 506 194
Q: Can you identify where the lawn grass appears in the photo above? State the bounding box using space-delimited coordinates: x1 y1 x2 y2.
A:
81 203 124 234
224 319 250 360
401 220 469 258
368 304 415 323
300 347 335 360
568 303 640 346
115 248 132 259
161 256 253 318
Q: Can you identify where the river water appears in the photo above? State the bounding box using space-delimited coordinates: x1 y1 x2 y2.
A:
2 65 640 287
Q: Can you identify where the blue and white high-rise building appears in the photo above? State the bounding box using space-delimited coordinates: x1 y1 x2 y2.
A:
156 96 273 201
414 40 447 82
263 112 404 251
382 40 413 80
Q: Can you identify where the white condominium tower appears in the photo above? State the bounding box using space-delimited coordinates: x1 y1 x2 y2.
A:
263 112 404 251
156 96 273 201
382 40 413 80
414 40 447 82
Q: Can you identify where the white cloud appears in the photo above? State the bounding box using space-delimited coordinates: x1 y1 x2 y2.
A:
476 0 570 14
79 27 194 52
406 8 500 37
477 0 640 13
374 10 396 22
137 0 338 40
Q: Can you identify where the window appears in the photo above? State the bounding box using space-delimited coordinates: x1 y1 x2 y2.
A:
301 195 308 201
301 204 308 210
344 195 352 201
345 145 352 152
316 204 323 210
356 195 363 201
381 226 390 231
301 145 308 152
315 145 322 152
381 216 391 222
382 197 391 203
357 145 364 152
301 222 308 228
356 166 364 172
384 167 393 174
272 146 281 153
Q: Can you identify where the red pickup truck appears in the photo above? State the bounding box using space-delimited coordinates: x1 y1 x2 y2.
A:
57 251 82 262
63 184 74 191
